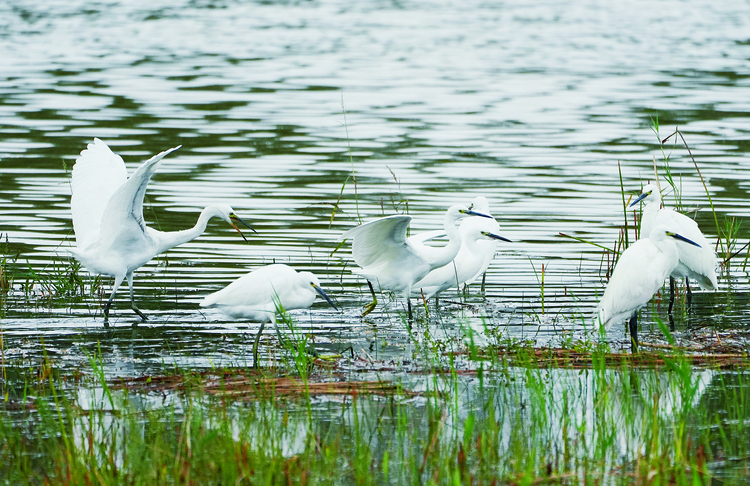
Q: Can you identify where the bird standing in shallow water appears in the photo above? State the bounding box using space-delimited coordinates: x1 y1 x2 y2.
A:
629 183 718 311
199 264 337 367
411 197 510 304
596 225 702 352
70 138 253 326
340 204 493 320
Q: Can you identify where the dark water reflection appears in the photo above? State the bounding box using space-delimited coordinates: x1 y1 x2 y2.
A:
2 0 750 370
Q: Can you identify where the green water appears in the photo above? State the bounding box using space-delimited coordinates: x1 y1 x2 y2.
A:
1 0 750 481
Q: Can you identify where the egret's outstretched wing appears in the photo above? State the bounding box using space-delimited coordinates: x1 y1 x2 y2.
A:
201 265 292 308
341 215 412 270
408 229 446 245
71 138 128 249
98 144 181 252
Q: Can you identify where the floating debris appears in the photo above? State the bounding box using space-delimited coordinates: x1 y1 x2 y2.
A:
111 369 417 400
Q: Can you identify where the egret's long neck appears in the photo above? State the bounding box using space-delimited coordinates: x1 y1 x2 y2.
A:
655 238 680 266
155 207 216 254
640 197 661 238
426 213 463 270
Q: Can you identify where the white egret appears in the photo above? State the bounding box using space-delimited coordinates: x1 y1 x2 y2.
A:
340 204 493 320
411 197 510 302
199 264 337 367
629 183 718 310
596 225 702 351
70 138 254 326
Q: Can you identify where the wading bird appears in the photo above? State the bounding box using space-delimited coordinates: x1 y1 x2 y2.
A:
630 183 718 310
340 204 493 320
411 197 510 303
596 225 702 351
199 264 337 367
70 138 253 326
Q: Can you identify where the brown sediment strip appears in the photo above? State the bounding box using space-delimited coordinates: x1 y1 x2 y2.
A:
111 370 417 399
493 346 750 369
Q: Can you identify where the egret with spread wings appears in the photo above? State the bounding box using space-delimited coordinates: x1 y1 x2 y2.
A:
341 204 493 319
70 138 253 325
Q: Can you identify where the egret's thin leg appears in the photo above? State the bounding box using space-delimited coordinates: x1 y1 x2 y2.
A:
434 294 439 309
668 277 676 315
273 320 288 349
361 281 378 318
407 299 413 321
480 271 487 294
127 273 147 322
252 320 267 369
103 275 126 328
685 277 692 309
629 314 638 353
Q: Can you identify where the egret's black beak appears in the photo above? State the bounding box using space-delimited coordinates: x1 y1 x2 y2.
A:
629 191 650 208
229 214 256 242
312 283 338 311
482 231 512 243
667 231 701 248
461 209 494 219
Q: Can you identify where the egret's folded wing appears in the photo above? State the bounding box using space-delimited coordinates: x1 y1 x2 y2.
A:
98 145 181 251
70 138 128 249
598 240 669 325
341 215 412 269
200 267 284 308
656 210 718 289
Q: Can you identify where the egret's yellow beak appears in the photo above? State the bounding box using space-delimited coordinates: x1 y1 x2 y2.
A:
229 213 256 242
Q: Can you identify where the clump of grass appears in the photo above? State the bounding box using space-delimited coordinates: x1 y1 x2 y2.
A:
0 234 17 314
651 118 742 271
19 255 101 305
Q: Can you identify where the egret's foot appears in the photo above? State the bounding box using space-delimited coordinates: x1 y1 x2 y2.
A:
361 280 378 318
360 301 377 318
316 353 343 362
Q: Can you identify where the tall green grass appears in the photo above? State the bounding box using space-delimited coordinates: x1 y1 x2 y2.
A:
1 339 748 485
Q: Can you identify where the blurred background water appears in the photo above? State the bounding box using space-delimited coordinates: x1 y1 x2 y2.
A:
1 0 750 371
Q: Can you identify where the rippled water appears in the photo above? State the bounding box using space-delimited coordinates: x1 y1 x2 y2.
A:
2 0 750 369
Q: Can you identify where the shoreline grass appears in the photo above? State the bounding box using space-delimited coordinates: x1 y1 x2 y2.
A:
1 336 749 485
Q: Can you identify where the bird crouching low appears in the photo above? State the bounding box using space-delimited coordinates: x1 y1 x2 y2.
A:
69 138 255 326
199 264 338 368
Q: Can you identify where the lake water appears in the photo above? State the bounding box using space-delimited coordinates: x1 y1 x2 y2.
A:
1 0 750 386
